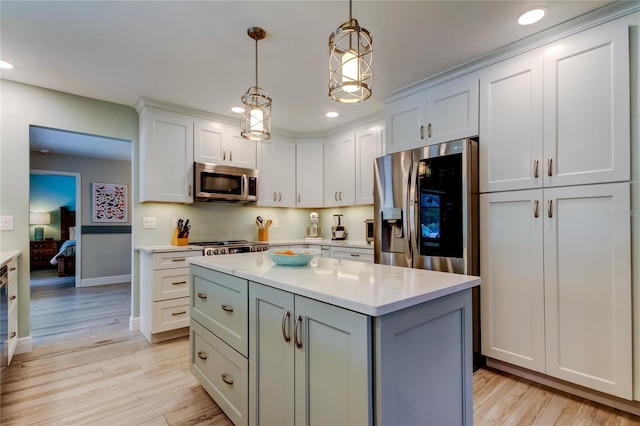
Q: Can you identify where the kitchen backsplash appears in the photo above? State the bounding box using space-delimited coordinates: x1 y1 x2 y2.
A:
135 202 374 245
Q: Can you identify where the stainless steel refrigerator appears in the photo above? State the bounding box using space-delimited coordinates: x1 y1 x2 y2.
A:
374 137 482 367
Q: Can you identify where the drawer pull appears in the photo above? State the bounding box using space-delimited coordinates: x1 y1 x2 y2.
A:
197 293 207 300
172 311 187 316
9 267 16 271
221 373 234 386
547 158 553 177
221 304 234 313
420 125 424 140
197 351 207 360
534 160 539 178
10 332 16 338
548 199 553 218
294 315 303 349
350 253 360 257
172 281 187 286
281 310 291 343
9 295 16 301
427 123 432 138
171 258 186 262
534 200 539 218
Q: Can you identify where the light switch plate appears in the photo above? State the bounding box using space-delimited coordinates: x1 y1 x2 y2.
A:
0 216 14 230
142 217 157 229
272 219 279 228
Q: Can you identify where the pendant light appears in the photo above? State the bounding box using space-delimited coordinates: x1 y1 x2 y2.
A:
328 0 373 103
241 27 271 141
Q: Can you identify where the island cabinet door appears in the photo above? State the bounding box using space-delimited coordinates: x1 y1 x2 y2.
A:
293 295 372 426
248 283 295 426
375 289 473 426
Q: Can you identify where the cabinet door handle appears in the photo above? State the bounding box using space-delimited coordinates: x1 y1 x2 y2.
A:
427 123 432 138
298 194 301 203
221 304 234 313
10 332 16 338
335 192 338 201
229 151 233 162
294 315 303 349
420 125 425 140
221 373 234 386
172 281 187 286
223 150 226 161
281 310 291 343
9 266 16 271
534 160 539 178
547 199 553 218
197 292 207 300
547 158 553 177
197 351 207 360
534 200 539 218
278 192 282 202
273 192 277 202
9 295 16 301
339 191 342 201
171 311 187 316
188 184 192 197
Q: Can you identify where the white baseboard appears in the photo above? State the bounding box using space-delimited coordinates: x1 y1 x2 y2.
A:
15 336 32 355
486 358 640 416
129 316 140 331
79 274 131 287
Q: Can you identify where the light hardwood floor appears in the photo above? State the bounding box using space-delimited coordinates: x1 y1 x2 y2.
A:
1 275 638 425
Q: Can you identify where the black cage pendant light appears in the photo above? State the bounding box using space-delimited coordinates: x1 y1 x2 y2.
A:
328 0 373 103
241 27 272 141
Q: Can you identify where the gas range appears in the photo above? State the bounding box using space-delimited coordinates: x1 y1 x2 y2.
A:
190 240 269 256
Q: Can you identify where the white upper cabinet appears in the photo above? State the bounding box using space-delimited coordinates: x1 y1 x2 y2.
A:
296 141 324 208
385 73 479 154
479 52 544 193
194 118 257 169
139 107 194 203
480 20 629 193
257 138 296 207
324 132 356 206
355 121 383 205
543 21 629 188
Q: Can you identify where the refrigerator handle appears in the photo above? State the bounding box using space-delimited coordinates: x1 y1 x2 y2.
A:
408 161 419 267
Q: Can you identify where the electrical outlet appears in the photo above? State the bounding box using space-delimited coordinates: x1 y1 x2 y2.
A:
143 217 157 229
0 216 14 230
272 219 279 228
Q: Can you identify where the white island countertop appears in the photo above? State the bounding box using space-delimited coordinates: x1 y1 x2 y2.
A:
1 250 21 265
190 252 480 317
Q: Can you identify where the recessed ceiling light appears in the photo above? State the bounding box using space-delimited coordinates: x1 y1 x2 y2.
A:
0 60 14 69
326 112 339 118
231 106 245 114
518 7 547 26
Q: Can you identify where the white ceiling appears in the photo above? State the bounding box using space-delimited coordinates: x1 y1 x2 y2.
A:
1 0 614 160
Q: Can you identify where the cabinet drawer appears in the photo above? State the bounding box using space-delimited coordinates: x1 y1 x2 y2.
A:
152 268 190 301
152 251 202 270
191 265 248 357
330 247 374 263
191 320 248 426
151 298 190 333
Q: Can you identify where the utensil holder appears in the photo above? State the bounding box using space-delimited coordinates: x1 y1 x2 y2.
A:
171 228 189 246
258 228 269 242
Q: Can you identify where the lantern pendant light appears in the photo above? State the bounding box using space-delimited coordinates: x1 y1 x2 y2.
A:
241 27 272 141
328 0 373 103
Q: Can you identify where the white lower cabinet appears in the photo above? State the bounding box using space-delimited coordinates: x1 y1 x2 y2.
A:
481 182 632 399
249 282 371 426
6 257 18 365
139 249 201 343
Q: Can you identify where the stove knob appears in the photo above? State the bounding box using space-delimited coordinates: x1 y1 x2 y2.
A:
221 248 228 255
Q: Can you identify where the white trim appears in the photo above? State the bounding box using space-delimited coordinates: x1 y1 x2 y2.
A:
79 274 131 287
486 358 640 416
129 315 140 331
14 335 32 355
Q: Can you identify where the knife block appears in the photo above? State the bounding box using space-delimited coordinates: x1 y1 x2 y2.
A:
171 228 189 246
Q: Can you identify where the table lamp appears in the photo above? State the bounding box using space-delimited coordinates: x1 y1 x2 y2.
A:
30 211 50 241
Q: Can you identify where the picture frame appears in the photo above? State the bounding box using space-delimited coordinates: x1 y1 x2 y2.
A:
92 182 128 223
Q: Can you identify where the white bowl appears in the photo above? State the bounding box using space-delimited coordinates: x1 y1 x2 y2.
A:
266 248 320 266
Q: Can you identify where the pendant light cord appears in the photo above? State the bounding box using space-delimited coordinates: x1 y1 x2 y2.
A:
254 36 259 89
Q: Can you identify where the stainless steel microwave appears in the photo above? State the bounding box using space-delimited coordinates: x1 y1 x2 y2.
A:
194 162 259 203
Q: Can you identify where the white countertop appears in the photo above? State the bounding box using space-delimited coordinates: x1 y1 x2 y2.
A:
0 250 21 265
135 239 372 253
135 244 204 253
190 252 479 317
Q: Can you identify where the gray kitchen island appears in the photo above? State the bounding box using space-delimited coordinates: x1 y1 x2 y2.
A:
188 252 480 426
